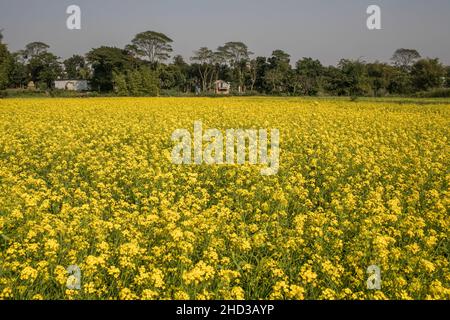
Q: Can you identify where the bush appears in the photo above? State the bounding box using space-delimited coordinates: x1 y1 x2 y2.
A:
140 67 159 96
4 89 45 97
127 70 143 96
3 88 108 98
414 88 450 98
113 72 128 96
37 82 48 91
112 66 160 97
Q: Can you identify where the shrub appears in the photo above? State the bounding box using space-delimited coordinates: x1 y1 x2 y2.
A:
415 88 450 98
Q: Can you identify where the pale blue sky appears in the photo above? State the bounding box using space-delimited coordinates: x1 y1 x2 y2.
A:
0 0 449 65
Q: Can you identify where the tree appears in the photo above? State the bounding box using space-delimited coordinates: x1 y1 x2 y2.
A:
335 59 370 98
253 57 269 92
112 66 159 97
113 72 128 96
209 51 227 86
159 63 187 91
217 42 253 92
445 66 450 88
86 46 133 92
170 55 189 91
411 58 445 91
264 69 285 94
265 50 291 94
391 49 421 70
159 55 190 92
9 52 29 88
190 47 214 92
218 42 252 66
387 67 412 95
269 50 290 67
173 55 188 69
64 55 88 79
247 59 258 92
294 57 323 96
24 42 50 59
0 42 12 89
129 31 173 66
28 52 62 89
0 29 3 43
159 64 175 90
139 66 159 96
367 62 395 96
127 69 143 96
322 66 346 96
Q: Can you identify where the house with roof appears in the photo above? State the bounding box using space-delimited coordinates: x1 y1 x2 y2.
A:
214 80 230 95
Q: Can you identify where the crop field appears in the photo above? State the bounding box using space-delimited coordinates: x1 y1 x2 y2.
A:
0 97 449 300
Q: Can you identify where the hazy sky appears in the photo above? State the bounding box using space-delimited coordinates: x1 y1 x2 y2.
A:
1 0 449 65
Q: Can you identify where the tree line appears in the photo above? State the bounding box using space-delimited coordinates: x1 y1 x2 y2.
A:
1 29 449 97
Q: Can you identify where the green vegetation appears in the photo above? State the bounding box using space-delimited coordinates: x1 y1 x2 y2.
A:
0 29 449 98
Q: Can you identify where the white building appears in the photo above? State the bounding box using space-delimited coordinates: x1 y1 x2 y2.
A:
214 80 231 94
54 80 89 91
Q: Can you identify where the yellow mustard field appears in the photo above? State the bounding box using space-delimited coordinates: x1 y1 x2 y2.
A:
0 97 449 300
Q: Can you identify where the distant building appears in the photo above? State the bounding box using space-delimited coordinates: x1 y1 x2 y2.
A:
54 80 89 91
214 80 231 95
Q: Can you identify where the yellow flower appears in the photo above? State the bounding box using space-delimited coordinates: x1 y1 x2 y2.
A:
141 289 158 300
119 288 137 300
321 288 336 300
20 266 38 282
230 287 245 300
0 97 448 300
151 268 165 289
182 261 215 285
0 288 13 299
300 266 317 284
421 259 436 273
174 291 190 300
54 265 67 286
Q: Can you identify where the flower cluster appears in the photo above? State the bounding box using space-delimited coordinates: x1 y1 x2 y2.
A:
0 97 448 300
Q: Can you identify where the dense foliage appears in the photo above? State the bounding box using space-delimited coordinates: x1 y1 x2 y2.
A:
0 30 449 96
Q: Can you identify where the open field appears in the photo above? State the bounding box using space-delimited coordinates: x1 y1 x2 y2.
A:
0 97 449 300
